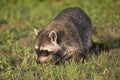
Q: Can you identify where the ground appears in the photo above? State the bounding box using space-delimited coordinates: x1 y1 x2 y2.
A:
0 0 120 80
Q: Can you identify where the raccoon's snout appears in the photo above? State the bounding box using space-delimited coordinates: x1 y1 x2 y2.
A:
36 59 41 64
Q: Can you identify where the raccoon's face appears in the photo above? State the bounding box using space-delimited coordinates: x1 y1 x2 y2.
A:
34 29 62 64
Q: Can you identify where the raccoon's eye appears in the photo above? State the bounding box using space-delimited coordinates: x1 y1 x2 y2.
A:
42 50 50 56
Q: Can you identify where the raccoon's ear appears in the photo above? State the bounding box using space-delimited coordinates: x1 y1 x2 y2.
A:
49 31 57 43
34 28 40 36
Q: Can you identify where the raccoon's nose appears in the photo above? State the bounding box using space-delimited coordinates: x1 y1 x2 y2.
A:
36 60 41 64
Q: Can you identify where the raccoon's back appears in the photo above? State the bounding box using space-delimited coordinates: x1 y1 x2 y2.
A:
54 7 91 26
54 7 92 37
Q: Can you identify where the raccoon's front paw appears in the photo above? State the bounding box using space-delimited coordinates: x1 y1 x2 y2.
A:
54 61 61 65
53 58 63 65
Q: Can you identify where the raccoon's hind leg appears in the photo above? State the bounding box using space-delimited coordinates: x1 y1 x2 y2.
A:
90 42 109 55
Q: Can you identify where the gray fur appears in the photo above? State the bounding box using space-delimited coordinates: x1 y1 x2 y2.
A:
34 7 92 64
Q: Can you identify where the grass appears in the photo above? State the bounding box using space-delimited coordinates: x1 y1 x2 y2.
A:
0 0 120 80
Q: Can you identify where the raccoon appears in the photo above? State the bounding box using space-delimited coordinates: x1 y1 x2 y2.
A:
34 7 93 65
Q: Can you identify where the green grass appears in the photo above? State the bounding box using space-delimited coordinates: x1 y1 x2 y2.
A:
0 0 120 80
